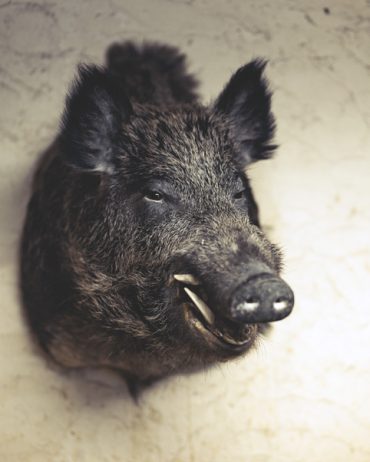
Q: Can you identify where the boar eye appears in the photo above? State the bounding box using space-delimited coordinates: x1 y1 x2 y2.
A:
233 189 246 200
144 190 164 202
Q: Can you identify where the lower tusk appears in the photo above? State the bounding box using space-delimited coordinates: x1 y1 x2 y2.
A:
174 274 200 285
183 287 215 325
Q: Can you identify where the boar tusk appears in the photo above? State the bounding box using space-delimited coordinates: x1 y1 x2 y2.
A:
183 287 215 325
173 274 200 285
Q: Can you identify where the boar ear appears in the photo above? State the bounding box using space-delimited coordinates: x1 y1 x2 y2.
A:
214 59 276 167
60 64 133 173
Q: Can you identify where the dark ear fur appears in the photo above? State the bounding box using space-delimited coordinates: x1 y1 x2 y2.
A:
214 59 276 167
60 64 133 173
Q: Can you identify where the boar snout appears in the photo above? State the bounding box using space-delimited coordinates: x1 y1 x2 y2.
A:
172 244 294 352
230 270 294 324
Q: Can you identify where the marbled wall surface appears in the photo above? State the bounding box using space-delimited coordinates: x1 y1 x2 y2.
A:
0 1 369 461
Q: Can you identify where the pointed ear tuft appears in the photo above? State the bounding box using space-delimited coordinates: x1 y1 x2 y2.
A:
214 59 277 167
60 64 133 173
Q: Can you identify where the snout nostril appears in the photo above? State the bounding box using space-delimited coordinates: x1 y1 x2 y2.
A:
234 297 260 316
273 297 290 311
244 297 260 311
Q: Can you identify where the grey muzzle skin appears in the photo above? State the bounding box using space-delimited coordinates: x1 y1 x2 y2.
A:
230 273 294 323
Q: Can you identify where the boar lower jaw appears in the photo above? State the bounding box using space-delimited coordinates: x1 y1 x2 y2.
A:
184 303 257 350
180 285 257 350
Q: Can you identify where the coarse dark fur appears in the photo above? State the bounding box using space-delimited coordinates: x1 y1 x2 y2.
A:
21 41 284 395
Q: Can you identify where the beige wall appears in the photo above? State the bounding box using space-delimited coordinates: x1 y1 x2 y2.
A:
1 1 369 461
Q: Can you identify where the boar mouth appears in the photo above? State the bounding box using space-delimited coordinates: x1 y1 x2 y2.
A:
173 274 257 351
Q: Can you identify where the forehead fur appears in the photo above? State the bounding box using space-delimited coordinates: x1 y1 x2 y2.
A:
117 105 240 186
